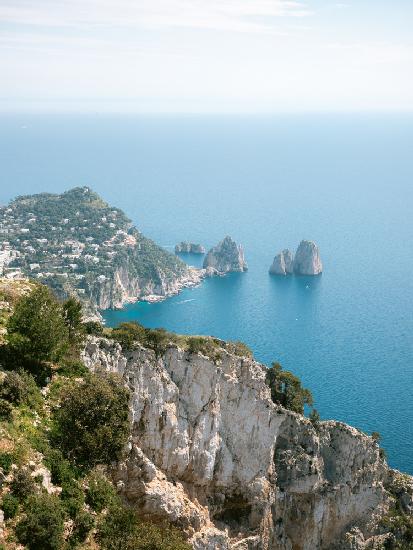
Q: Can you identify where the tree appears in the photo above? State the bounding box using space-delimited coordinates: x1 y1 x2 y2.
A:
111 321 146 349
6 285 69 364
96 504 191 550
62 297 85 350
266 362 313 415
52 372 130 468
15 494 65 550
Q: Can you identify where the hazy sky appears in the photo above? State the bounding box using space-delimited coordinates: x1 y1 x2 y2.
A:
1 0 413 112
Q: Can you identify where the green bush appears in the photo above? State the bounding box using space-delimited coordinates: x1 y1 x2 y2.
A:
69 510 95 547
58 359 89 378
0 452 13 475
6 285 69 365
96 504 190 550
85 471 116 512
187 336 222 362
266 362 313 415
15 493 65 550
10 468 37 501
61 479 85 519
0 398 13 421
112 322 146 349
2 492 19 519
309 408 321 428
0 370 42 409
44 448 78 485
83 321 104 336
52 372 130 468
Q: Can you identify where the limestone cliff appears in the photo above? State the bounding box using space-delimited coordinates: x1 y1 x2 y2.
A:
294 240 323 276
269 250 294 276
82 338 412 550
203 237 248 274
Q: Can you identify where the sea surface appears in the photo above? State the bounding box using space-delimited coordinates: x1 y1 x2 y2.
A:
1 113 412 473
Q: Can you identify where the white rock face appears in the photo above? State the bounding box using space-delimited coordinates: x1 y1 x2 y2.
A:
269 249 294 275
82 337 412 549
203 236 248 273
293 240 323 275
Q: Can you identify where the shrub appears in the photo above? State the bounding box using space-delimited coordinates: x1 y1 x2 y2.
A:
69 510 95 547
309 409 321 428
0 452 13 475
15 493 65 550
225 340 252 358
96 504 190 550
2 493 19 519
52 372 130 468
112 322 146 349
85 471 116 512
187 337 222 362
144 328 171 357
6 285 69 364
58 359 89 378
10 467 37 501
83 321 103 336
266 362 313 415
44 448 78 485
61 479 85 518
0 370 42 409
0 399 13 421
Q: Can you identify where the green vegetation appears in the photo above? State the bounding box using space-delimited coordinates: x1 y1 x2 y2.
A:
0 187 188 313
0 282 190 549
85 471 117 512
15 493 65 550
96 505 190 550
52 372 130 468
6 285 69 365
265 362 313 415
1 493 19 519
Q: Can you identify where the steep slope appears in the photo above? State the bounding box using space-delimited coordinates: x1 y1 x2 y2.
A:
83 337 413 550
0 187 203 317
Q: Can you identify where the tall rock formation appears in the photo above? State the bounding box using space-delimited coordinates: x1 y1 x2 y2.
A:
203 236 248 273
269 249 294 275
293 240 323 275
82 337 412 550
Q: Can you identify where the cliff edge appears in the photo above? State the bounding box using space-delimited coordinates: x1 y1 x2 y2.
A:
83 337 412 550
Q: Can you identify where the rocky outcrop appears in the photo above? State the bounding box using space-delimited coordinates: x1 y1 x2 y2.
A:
203 237 247 274
82 337 412 550
175 242 206 254
269 250 294 276
293 240 323 275
86 265 205 311
269 241 322 277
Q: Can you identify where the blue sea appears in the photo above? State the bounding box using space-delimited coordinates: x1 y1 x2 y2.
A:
1 113 412 473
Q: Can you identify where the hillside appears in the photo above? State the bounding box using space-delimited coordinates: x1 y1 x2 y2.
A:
0 279 412 549
0 187 202 318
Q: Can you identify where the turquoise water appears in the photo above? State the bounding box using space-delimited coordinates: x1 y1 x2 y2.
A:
1 113 412 473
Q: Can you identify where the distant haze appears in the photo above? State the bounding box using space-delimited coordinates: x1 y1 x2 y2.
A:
1 0 413 113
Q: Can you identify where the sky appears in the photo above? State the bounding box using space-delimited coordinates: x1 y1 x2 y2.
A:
1 0 413 113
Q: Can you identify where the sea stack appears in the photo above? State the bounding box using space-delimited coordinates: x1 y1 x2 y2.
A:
269 249 294 275
175 241 206 254
203 236 248 273
293 240 322 275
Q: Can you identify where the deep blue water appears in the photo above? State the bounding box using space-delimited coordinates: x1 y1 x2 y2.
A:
0 113 412 473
